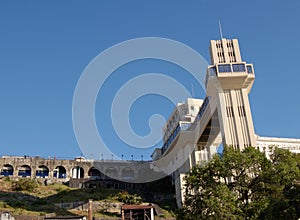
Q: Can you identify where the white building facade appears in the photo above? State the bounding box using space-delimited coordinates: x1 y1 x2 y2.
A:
152 38 300 207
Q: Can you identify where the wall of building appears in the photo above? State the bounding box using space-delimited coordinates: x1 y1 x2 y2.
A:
256 135 300 158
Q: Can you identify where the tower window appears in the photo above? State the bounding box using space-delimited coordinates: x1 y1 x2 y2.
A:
209 66 217 76
226 106 234 117
218 64 231 73
232 63 246 72
246 65 253 74
238 106 246 116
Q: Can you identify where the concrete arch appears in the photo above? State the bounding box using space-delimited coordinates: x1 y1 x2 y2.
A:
18 165 31 177
88 167 103 179
1 164 14 176
36 165 49 178
72 166 84 179
122 167 134 180
105 167 118 179
54 166 66 179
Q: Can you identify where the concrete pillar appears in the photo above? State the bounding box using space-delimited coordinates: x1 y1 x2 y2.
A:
13 166 18 178
78 167 80 179
84 167 89 179
72 167 77 178
49 171 53 179
31 167 36 179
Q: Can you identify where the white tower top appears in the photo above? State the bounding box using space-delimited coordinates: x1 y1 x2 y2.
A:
205 38 255 95
209 38 242 65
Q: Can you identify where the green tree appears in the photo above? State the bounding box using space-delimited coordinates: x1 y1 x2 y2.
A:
179 146 300 220
116 191 142 205
258 148 300 219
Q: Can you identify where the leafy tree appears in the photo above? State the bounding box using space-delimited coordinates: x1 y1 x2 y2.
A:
179 146 300 219
258 148 300 219
116 191 142 205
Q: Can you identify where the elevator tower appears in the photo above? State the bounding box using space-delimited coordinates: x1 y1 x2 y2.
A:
206 38 256 151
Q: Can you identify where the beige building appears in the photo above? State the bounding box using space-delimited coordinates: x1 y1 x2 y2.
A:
152 38 300 207
256 135 300 158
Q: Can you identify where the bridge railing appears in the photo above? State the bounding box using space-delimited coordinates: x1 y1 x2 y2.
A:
161 122 191 155
161 96 211 155
189 96 211 131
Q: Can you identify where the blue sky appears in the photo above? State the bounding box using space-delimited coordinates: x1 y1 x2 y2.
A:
0 1 299 160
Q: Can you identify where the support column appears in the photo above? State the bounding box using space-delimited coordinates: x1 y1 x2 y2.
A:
72 167 77 178
77 167 81 179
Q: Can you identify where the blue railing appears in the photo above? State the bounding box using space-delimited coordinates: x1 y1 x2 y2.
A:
162 123 191 154
0 171 13 176
53 171 66 179
18 170 31 177
189 96 211 131
196 96 210 122
36 171 49 178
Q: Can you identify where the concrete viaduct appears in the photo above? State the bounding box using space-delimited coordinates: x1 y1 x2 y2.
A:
0 156 157 183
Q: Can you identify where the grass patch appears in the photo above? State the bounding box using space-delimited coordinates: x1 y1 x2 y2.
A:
12 179 39 192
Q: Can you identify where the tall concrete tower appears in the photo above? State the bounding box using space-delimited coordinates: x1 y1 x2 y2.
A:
205 38 256 151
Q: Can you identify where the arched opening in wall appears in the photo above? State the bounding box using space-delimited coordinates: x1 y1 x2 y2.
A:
88 167 103 179
1 164 14 176
105 167 118 180
122 167 134 180
36 165 49 178
18 165 31 177
53 166 66 179
72 166 84 179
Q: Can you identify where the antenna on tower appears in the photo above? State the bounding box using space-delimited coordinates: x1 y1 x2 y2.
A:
219 20 223 39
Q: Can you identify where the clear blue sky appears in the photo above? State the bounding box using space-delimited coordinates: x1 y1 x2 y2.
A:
0 1 299 160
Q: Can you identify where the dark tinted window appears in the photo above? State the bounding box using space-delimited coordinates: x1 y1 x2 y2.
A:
218 64 231 73
209 66 217 76
232 63 246 72
246 65 253 73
